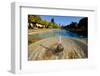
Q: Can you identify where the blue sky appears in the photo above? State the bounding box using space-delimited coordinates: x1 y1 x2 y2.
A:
40 15 84 26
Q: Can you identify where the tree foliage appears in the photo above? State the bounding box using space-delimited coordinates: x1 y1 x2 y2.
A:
28 15 60 29
62 17 88 37
51 18 55 23
28 15 41 23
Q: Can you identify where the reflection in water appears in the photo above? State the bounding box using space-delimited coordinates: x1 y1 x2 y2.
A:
32 29 85 39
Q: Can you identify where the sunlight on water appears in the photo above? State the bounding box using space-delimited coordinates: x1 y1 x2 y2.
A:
31 29 86 39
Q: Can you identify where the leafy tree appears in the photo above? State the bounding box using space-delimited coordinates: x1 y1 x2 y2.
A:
51 18 55 23
78 17 88 30
28 15 42 29
28 15 41 23
62 17 88 37
28 15 60 29
39 20 49 28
